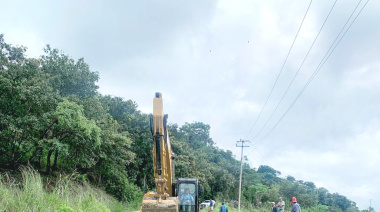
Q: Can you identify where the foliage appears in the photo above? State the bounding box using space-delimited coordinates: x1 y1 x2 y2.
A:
0 42 60 169
41 45 99 98
244 183 268 204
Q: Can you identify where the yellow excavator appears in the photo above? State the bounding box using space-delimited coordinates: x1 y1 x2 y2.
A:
140 92 201 212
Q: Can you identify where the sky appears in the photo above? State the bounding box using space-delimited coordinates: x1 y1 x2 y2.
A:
1 0 379 210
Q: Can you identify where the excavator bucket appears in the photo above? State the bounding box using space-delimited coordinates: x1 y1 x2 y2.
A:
141 192 178 212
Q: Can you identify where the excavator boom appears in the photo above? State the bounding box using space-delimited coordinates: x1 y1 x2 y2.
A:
141 92 177 212
141 92 200 212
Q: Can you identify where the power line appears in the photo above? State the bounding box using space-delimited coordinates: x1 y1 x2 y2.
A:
254 0 369 147
253 0 370 147
306 0 369 83
240 0 369 171
250 0 338 142
244 0 313 140
244 145 267 165
252 146 266 164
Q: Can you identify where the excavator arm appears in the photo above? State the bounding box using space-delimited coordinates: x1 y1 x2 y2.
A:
141 92 178 212
151 92 174 198
140 92 200 212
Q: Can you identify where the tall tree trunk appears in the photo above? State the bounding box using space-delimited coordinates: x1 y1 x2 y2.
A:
37 148 43 169
52 150 59 171
46 150 53 174
10 140 16 169
28 148 39 163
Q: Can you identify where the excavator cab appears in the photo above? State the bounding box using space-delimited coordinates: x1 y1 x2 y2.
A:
176 178 200 212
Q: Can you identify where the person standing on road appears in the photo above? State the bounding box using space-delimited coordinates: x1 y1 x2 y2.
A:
277 197 285 212
290 197 301 212
271 202 278 212
219 202 228 212
209 199 214 211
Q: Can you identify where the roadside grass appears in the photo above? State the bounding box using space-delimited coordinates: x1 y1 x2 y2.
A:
0 166 137 212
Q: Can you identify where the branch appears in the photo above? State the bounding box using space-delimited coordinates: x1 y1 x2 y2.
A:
40 119 57 140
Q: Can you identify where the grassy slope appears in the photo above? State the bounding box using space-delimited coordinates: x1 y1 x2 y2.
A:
0 167 140 212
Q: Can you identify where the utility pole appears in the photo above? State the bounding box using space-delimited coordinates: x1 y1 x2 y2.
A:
316 189 319 212
236 139 250 212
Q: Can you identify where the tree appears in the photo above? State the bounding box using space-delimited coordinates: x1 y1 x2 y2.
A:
304 181 316 189
263 184 280 204
100 95 153 190
317 187 329 206
32 100 101 173
0 37 60 168
257 165 281 176
332 192 351 211
286 175 296 182
40 45 99 98
244 183 268 204
0 34 27 65
180 122 214 148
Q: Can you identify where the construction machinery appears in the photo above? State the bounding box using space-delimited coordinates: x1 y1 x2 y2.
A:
141 92 201 212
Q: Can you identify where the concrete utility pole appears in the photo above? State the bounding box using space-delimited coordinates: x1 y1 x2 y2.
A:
236 139 250 212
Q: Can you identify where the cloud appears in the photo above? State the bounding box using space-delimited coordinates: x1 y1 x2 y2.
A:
344 62 380 89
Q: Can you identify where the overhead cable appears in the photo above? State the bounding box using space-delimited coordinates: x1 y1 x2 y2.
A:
251 0 338 141
253 0 370 147
244 0 313 140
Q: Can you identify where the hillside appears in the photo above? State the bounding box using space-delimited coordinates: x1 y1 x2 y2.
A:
0 34 367 212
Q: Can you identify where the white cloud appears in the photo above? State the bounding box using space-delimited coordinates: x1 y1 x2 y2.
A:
344 62 380 89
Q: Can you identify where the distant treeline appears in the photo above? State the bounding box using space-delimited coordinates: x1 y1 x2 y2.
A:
0 34 365 212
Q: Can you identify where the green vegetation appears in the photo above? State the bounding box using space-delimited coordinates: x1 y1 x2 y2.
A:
0 34 373 212
0 167 138 212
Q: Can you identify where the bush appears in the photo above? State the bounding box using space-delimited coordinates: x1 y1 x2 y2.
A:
103 170 143 202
